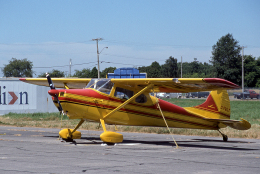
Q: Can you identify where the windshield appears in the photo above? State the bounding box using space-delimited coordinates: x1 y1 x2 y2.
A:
86 79 114 94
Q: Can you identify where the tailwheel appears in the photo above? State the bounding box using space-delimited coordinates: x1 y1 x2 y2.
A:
223 134 228 142
218 130 228 142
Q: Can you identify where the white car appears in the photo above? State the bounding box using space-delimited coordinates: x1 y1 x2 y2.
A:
156 93 166 98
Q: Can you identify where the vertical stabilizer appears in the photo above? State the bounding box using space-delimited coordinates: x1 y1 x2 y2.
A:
185 90 231 119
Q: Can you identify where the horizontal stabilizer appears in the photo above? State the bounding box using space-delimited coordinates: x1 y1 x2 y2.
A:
204 118 251 130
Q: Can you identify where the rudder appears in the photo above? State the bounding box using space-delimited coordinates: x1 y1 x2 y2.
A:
185 90 230 119
197 90 230 118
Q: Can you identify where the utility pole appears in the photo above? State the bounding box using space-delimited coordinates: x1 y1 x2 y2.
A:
92 38 103 78
69 59 72 77
241 46 247 94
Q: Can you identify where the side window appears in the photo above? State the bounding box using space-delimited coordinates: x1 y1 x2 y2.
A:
114 87 134 100
135 94 147 103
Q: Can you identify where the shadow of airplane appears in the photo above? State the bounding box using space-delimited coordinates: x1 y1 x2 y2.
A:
42 135 258 151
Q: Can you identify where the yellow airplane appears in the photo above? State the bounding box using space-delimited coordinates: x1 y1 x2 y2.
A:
20 75 251 144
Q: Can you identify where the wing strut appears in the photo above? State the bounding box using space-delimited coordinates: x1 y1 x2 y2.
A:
154 92 179 148
98 84 154 144
103 84 154 120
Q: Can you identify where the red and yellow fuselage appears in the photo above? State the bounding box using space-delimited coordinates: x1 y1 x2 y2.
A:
50 88 221 130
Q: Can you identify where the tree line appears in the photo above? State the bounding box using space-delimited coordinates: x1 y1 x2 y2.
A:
2 34 260 87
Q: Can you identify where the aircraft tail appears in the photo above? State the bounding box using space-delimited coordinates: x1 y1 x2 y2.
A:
185 90 230 119
184 90 251 130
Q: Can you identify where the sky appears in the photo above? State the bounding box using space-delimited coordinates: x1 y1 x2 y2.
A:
0 0 260 77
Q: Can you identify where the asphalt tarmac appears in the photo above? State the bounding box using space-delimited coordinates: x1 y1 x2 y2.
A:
0 126 259 174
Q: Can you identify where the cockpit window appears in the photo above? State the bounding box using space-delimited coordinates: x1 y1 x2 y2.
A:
114 87 134 100
86 79 114 95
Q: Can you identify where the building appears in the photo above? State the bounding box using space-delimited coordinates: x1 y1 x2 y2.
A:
0 78 57 115
107 67 147 78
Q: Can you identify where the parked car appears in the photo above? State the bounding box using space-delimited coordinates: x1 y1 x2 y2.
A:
186 92 209 98
165 93 182 99
156 92 166 98
233 90 260 99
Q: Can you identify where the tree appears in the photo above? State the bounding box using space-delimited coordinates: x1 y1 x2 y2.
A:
89 67 98 78
146 61 161 78
161 56 178 77
255 57 260 87
73 68 91 78
38 69 65 77
100 67 117 78
138 66 148 74
210 33 242 84
2 58 33 77
242 55 260 87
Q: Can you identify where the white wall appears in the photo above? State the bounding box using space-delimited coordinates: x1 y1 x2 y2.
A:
0 78 58 115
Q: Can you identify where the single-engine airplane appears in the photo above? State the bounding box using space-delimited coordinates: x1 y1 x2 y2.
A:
20 75 251 144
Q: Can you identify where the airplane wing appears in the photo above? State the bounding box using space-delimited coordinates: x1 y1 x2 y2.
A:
110 78 240 93
19 78 91 89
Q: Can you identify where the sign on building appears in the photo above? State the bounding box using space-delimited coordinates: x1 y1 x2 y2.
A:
0 78 57 115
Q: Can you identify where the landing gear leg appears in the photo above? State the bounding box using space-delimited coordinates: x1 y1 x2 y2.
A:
218 130 228 142
59 119 85 140
99 119 123 144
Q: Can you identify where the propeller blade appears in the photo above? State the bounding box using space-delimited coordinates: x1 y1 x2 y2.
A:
46 72 55 89
56 97 63 112
46 72 63 113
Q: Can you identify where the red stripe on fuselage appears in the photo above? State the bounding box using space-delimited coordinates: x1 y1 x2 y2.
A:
52 89 216 129
56 89 198 118
57 99 216 129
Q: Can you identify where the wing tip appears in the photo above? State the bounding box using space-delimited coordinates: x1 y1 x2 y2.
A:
203 78 240 89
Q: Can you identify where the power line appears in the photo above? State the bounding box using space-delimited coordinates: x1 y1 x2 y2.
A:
33 61 96 69
101 61 144 67
102 53 166 62
0 41 92 46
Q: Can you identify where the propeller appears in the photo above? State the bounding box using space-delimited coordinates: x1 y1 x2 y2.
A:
46 73 63 114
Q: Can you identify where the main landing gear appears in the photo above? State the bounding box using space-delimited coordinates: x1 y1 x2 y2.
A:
59 119 84 141
58 118 123 144
218 130 228 142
